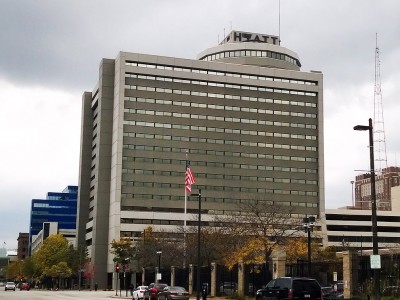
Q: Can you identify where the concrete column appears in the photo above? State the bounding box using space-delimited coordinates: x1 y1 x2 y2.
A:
171 266 175 286
272 257 286 278
342 250 359 299
142 267 145 285
211 262 217 297
132 271 137 288
189 264 194 295
238 261 245 296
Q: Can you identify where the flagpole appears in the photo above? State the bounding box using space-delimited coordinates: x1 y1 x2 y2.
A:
184 154 188 267
183 154 195 268
184 180 187 233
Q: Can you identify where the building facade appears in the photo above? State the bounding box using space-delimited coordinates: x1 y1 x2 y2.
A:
325 208 400 250
29 185 78 254
77 31 324 289
17 232 29 260
354 166 400 210
30 222 76 254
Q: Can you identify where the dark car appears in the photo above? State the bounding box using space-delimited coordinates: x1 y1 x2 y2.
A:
383 286 400 296
321 286 333 300
332 282 344 299
256 277 322 300
219 282 238 295
158 286 189 300
19 282 30 291
144 283 168 300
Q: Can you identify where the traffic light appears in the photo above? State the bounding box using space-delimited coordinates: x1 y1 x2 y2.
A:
115 264 120 273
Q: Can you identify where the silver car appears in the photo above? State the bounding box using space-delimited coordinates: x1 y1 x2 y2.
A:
5 282 16 291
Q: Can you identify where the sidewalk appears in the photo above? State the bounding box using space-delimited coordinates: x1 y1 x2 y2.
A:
109 293 230 300
109 290 132 298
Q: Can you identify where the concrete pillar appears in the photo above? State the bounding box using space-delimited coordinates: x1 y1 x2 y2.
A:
171 266 175 286
272 257 286 278
142 267 145 285
238 261 245 296
189 264 194 295
211 262 217 297
132 271 137 288
342 250 359 299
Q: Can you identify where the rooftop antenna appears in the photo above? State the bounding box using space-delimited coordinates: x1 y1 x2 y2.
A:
373 33 388 173
278 0 281 42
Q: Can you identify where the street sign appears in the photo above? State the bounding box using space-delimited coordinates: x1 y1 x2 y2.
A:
370 255 381 269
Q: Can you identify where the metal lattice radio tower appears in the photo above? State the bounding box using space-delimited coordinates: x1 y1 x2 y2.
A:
373 33 388 174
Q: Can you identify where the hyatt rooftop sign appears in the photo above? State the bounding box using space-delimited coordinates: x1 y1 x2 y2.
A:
220 31 280 46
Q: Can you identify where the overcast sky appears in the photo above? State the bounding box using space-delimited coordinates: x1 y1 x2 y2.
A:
1 0 400 250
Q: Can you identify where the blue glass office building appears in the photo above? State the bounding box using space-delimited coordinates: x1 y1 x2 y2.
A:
29 185 78 254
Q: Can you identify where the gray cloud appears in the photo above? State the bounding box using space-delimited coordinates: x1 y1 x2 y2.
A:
1 0 400 248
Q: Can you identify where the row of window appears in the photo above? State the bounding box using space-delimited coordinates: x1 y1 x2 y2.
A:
125 61 316 86
121 218 201 226
126 73 317 102
129 93 316 109
126 97 317 129
122 168 317 185
126 83 317 102
127 102 316 118
199 49 300 67
121 180 317 196
32 203 74 209
119 195 318 208
328 236 400 243
123 132 318 152
122 156 318 174
127 144 317 162
124 109 317 141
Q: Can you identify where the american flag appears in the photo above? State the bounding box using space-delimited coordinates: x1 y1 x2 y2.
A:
185 160 195 193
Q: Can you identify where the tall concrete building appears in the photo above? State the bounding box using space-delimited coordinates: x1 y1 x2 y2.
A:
77 31 324 289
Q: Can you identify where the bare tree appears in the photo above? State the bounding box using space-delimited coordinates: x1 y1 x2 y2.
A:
149 200 303 270
212 200 302 269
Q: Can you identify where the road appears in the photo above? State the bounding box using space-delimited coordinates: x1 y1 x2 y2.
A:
0 289 132 300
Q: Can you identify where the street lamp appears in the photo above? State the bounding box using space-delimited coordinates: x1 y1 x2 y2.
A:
351 180 355 207
191 189 202 300
354 118 380 300
156 250 162 282
303 216 315 277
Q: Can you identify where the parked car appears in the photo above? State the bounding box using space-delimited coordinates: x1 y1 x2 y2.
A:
133 285 148 300
5 281 16 291
144 283 168 300
20 282 30 291
322 286 334 300
219 282 237 295
332 282 344 299
256 277 322 300
383 286 400 296
158 286 189 300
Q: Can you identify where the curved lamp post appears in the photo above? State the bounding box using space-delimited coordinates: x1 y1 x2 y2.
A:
303 216 315 277
354 118 380 300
